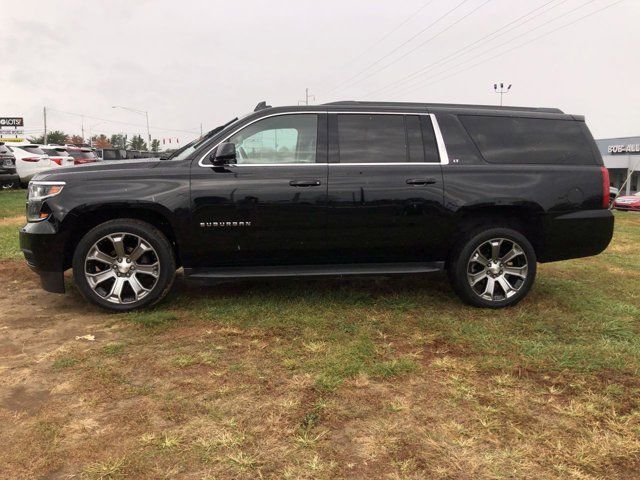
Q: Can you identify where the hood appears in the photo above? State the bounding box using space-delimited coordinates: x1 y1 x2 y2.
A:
32 158 162 182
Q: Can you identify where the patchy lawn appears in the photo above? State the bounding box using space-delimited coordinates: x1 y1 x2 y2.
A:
0 190 639 479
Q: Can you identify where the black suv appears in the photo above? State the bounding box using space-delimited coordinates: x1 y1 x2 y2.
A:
19 101 614 311
0 142 19 189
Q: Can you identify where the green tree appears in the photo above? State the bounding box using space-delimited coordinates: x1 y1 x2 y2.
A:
110 134 128 149
150 139 160 152
129 135 147 151
28 130 68 145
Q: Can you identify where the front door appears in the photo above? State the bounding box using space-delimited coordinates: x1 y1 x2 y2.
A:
326 113 446 263
189 112 328 268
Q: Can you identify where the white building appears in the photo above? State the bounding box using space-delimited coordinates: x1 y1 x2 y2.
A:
596 137 640 195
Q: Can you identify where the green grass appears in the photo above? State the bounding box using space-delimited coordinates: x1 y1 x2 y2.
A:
0 189 25 219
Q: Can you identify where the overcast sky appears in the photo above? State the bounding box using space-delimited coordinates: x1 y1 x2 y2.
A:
1 0 638 144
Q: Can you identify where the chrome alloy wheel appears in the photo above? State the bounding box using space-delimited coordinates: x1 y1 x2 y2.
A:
84 232 160 304
466 238 529 302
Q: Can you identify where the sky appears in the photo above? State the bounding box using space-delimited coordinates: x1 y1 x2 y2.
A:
1 0 638 145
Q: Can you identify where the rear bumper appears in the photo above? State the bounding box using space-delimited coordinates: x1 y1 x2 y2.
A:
19 220 67 293
0 173 19 184
539 209 614 262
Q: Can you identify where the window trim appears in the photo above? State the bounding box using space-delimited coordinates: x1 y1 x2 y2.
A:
197 111 449 167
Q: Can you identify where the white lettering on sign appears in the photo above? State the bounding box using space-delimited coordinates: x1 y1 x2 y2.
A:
608 144 640 155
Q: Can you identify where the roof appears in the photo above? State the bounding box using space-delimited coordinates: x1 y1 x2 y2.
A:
323 100 563 114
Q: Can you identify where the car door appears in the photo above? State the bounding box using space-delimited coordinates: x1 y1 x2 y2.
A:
189 112 329 268
326 112 447 263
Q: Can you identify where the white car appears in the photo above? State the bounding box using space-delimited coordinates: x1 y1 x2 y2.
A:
8 144 51 184
40 145 75 168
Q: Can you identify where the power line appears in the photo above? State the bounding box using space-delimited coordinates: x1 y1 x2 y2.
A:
334 0 494 94
324 0 473 95
335 0 436 70
393 0 626 98
46 107 200 134
365 0 568 98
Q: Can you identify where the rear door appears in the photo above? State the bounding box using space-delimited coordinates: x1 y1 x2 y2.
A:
326 112 447 263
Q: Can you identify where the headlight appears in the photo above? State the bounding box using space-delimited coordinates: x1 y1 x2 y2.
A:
27 181 65 222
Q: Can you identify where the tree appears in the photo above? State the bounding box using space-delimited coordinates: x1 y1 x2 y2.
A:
129 135 147 151
91 134 111 149
150 139 160 152
110 134 128 149
28 130 68 145
68 135 84 145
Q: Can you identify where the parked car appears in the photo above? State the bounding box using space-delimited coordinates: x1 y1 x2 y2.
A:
613 192 640 211
65 146 99 165
0 142 20 189
609 186 619 206
40 145 75 168
9 143 51 184
95 148 127 161
20 101 614 311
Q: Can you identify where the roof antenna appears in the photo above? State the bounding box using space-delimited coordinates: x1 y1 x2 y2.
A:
254 101 271 112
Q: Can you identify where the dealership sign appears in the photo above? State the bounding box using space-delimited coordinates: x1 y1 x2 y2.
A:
0 117 23 127
0 117 25 141
608 143 640 155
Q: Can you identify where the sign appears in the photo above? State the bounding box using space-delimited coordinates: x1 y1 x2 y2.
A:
608 144 640 155
0 117 24 127
0 129 24 136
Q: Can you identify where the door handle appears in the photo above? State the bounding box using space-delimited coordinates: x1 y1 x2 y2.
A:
406 178 436 186
289 180 321 187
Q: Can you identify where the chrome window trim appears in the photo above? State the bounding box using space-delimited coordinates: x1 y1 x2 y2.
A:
197 111 450 167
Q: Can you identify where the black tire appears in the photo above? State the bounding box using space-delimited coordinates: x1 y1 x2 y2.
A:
72 219 176 312
448 227 537 309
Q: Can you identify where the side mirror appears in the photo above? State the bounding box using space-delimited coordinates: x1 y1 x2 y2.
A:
211 142 236 166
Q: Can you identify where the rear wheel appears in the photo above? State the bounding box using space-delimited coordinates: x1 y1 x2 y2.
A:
448 227 536 308
72 219 176 311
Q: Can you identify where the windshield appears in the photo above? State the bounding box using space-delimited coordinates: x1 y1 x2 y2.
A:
165 115 247 161
42 148 67 156
19 146 45 155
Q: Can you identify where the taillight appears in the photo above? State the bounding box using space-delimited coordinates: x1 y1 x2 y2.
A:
52 157 62 166
74 158 96 165
22 157 40 162
601 166 610 209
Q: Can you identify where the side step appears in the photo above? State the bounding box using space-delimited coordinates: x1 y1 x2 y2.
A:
185 262 445 280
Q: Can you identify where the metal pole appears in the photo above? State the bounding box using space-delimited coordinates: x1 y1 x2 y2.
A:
145 111 151 151
81 115 85 144
43 106 48 144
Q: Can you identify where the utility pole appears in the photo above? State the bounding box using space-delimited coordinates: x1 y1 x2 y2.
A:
81 115 85 144
494 83 512 106
43 106 48 144
200 123 203 138
299 88 315 106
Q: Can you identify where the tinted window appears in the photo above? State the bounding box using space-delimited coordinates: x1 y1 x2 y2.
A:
460 115 595 165
19 146 45 155
406 116 424 163
338 114 406 163
42 148 67 156
227 114 317 164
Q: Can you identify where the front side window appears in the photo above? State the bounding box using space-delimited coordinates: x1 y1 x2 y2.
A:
337 114 407 164
226 114 318 164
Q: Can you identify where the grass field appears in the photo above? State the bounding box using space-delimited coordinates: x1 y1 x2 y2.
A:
0 189 639 479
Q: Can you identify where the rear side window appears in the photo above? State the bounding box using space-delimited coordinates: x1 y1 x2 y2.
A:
460 115 595 165
338 114 406 163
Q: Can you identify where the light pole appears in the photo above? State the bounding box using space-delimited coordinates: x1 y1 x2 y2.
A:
493 83 512 107
112 105 151 150
87 122 104 148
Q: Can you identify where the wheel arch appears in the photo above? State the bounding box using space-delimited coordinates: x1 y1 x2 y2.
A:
447 203 545 265
61 203 181 270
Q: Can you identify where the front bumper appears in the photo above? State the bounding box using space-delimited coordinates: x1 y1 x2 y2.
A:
19 220 68 293
614 204 640 211
539 209 614 262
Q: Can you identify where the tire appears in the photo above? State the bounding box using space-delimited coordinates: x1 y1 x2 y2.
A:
448 227 537 309
72 219 176 312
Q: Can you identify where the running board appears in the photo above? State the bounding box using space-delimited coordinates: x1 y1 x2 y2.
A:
185 262 444 280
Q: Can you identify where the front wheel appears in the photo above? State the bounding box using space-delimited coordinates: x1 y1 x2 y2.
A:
448 227 537 308
72 219 176 312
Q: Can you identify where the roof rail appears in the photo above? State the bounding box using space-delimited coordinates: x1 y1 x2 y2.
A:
323 100 563 114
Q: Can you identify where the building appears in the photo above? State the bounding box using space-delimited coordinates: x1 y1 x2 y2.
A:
596 136 640 194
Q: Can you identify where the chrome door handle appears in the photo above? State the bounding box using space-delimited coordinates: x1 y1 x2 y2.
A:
289 180 321 187
406 178 436 185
